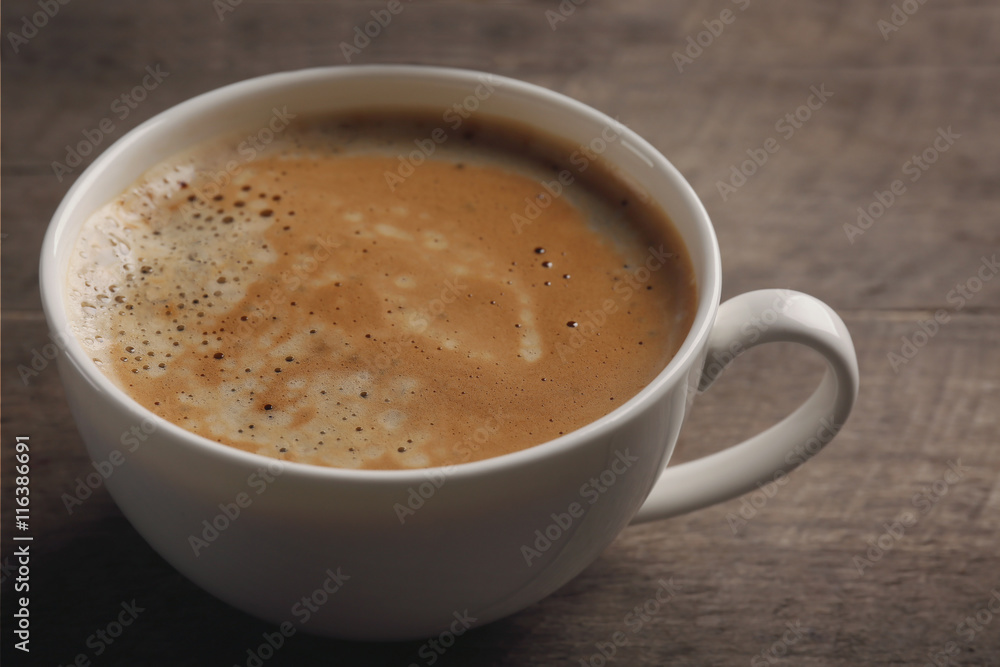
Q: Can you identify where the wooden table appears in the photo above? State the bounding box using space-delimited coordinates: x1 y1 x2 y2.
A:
3 1 998 665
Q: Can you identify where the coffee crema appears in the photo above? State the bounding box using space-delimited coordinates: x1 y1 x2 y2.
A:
66 112 696 469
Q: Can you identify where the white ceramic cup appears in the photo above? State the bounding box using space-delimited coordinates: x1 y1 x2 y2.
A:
40 66 859 641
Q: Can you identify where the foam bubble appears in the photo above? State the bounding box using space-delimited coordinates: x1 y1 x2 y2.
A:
422 230 448 250
375 223 414 241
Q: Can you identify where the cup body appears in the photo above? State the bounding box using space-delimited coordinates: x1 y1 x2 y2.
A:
40 66 722 640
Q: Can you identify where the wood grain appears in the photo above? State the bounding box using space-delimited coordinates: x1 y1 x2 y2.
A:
3 1 999 665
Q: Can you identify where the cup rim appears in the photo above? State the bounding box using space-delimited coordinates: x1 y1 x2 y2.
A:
39 64 722 483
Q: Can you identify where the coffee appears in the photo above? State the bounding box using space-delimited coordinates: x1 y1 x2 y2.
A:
66 111 696 470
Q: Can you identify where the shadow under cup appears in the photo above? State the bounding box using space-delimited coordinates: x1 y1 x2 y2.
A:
40 66 722 640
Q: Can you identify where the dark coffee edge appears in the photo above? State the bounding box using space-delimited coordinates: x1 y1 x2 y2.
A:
285 108 690 267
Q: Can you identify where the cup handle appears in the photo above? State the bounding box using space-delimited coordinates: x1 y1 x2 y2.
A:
631 289 860 524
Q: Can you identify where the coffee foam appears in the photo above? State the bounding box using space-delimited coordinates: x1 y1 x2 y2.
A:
66 113 696 470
